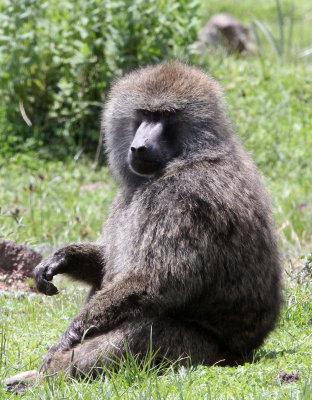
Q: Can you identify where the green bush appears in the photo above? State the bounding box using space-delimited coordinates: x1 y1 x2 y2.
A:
0 0 200 156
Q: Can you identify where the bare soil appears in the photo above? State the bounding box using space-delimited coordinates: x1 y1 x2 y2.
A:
276 372 301 384
0 239 42 292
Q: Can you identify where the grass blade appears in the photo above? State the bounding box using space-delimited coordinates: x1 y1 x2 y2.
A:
252 18 282 57
276 0 284 54
287 1 295 56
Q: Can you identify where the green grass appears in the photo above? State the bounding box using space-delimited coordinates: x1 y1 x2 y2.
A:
0 155 116 250
0 277 312 399
1 0 312 398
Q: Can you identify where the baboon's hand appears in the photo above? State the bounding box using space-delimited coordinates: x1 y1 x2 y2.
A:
34 251 68 296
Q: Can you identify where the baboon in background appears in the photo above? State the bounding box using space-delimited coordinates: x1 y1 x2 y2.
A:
6 61 282 390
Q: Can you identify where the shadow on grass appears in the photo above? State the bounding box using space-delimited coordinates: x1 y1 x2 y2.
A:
253 347 298 362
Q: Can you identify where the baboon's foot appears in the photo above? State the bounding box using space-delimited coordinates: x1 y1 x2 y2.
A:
5 370 40 393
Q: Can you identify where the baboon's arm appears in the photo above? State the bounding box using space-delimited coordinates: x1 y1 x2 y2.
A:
35 243 105 295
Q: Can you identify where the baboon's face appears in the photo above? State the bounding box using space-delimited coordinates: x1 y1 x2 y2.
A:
128 109 183 177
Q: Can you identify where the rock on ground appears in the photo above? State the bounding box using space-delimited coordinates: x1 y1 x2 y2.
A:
199 13 255 54
0 239 42 291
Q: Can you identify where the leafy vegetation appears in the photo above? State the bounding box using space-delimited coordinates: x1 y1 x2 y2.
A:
0 0 200 155
0 0 312 398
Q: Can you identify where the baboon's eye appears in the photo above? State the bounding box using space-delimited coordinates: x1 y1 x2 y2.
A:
140 109 151 117
162 110 171 118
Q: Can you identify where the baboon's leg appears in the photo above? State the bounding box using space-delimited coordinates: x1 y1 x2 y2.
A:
5 319 228 391
5 370 39 393
5 319 230 391
46 318 228 377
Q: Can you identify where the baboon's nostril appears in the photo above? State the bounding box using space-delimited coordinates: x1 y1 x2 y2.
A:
131 145 146 153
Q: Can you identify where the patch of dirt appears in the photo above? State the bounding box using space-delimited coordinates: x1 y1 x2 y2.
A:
298 201 312 212
276 372 301 384
0 239 42 292
0 278 36 293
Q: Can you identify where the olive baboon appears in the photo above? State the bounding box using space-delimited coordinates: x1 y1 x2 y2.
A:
6 62 282 390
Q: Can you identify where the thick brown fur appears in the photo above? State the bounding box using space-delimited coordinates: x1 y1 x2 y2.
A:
6 62 282 390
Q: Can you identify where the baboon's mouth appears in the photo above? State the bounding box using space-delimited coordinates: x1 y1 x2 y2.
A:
129 158 161 177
